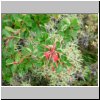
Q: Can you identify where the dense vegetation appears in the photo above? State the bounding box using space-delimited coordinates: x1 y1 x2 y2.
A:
2 14 98 86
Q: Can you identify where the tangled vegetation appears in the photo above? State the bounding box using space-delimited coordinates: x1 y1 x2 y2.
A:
2 14 98 86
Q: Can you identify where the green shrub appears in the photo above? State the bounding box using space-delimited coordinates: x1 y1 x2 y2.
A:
2 14 98 86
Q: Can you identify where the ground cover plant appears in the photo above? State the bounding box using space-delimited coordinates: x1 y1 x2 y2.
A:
2 14 98 86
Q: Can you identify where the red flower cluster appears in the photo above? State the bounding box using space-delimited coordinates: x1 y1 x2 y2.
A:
52 53 59 62
44 44 59 62
44 51 51 59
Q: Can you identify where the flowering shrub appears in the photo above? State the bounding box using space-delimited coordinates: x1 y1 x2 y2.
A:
34 40 83 86
2 14 98 86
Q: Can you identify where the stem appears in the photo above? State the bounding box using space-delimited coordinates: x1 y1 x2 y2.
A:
4 36 21 41
6 53 32 66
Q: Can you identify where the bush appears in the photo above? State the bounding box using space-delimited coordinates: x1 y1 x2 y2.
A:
2 14 98 86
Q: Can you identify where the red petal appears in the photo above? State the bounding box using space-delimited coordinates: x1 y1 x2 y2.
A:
44 51 50 59
52 53 59 62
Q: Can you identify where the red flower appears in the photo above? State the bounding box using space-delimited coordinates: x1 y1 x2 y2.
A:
50 44 56 53
52 53 59 62
44 51 50 59
44 43 59 63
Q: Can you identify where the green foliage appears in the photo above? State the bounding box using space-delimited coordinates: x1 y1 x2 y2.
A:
2 14 98 86
58 16 80 42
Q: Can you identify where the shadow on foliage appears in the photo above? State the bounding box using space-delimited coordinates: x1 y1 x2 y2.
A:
2 69 50 86
24 70 50 86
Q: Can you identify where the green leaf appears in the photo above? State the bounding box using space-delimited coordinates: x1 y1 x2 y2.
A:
40 15 50 24
4 76 12 83
5 26 15 33
56 48 63 53
45 38 52 45
59 32 65 37
65 59 72 67
70 18 78 26
6 59 13 65
64 29 72 42
37 45 44 52
53 62 57 68
70 30 78 39
23 15 32 27
2 29 11 37
56 41 60 48
43 32 48 39
2 65 12 83
38 33 48 42
26 63 32 68
70 18 80 32
21 47 31 56
15 20 21 28
8 40 14 49
29 43 34 51
61 55 67 62
26 47 32 53
34 62 44 68
56 65 62 73
60 55 72 67
11 65 17 73
2 59 6 69
37 52 43 57
24 63 32 72
58 18 70 31
32 25 41 35
15 53 21 62
19 71 25 77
